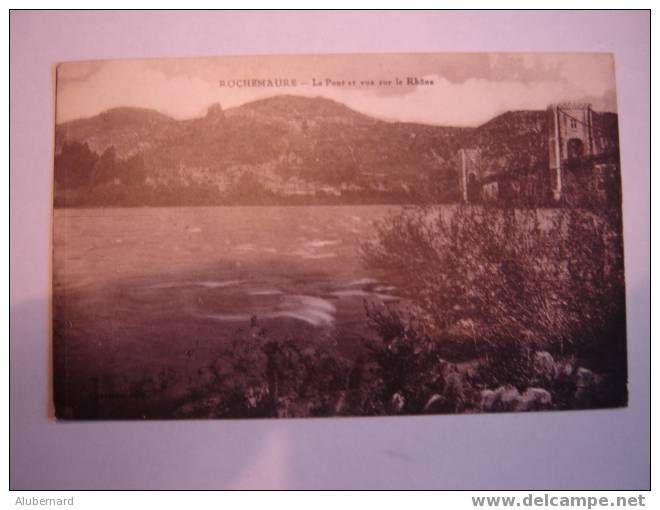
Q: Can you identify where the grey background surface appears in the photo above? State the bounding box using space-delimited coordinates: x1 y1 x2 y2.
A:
10 10 650 489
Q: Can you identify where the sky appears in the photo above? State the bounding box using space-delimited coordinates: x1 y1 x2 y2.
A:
56 52 618 127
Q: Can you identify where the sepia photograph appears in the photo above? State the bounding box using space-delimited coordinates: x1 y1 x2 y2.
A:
52 52 627 420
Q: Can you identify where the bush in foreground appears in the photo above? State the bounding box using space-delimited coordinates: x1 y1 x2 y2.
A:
362 205 627 405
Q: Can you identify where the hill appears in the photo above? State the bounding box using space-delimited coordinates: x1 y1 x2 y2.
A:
52 95 617 207
55 107 180 158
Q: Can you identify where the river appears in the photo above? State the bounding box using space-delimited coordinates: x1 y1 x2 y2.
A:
52 205 403 417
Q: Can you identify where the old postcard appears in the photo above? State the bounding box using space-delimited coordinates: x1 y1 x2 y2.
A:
52 53 627 419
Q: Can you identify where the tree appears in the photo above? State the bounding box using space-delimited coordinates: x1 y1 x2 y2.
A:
362 205 626 395
91 146 118 185
54 141 98 188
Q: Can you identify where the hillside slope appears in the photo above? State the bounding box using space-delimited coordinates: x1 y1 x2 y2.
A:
53 95 618 207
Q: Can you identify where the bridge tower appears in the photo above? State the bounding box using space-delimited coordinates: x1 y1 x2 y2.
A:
458 148 482 203
547 103 595 202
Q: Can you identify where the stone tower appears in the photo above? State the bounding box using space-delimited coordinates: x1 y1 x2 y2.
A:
547 103 595 201
458 148 482 203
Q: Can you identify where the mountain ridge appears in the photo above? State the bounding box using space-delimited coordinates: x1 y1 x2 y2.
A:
53 95 618 207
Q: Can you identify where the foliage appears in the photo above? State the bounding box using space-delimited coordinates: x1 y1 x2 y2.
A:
175 204 627 417
205 323 349 418
362 205 627 392
54 141 99 188
359 303 466 414
54 142 150 206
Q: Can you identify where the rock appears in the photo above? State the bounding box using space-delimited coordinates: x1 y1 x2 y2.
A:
480 385 521 412
429 360 468 413
557 360 575 378
574 367 603 406
498 386 522 411
576 367 601 388
424 393 447 413
533 351 557 382
481 385 553 413
444 371 466 412
390 392 405 413
517 388 553 411
206 102 225 121
480 389 498 411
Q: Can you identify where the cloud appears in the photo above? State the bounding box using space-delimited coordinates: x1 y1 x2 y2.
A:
56 55 617 126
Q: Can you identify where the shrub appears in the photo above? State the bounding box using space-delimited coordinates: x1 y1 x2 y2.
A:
208 323 349 418
360 304 443 414
362 205 626 397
